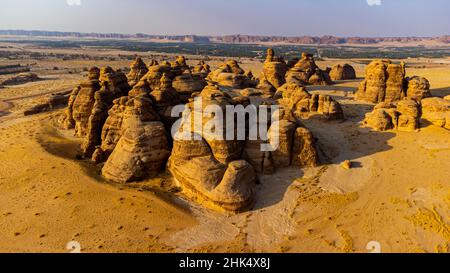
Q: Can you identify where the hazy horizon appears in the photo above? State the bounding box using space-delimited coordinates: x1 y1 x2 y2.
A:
1 0 450 37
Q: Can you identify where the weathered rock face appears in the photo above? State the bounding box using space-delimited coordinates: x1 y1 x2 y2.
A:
260 48 287 90
308 68 333 86
168 83 319 212
150 74 181 128
286 52 333 86
58 86 81 129
256 77 277 97
192 60 211 75
363 99 421 132
81 84 116 158
406 76 431 101
329 64 356 81
101 96 170 183
24 91 71 116
356 60 407 103
0 72 40 86
98 66 131 98
58 66 131 150
142 63 173 90
71 80 101 136
171 56 190 76
172 72 207 102
92 94 160 164
421 97 450 130
127 57 149 87
207 60 254 89
277 83 344 120
128 80 152 97
168 84 255 212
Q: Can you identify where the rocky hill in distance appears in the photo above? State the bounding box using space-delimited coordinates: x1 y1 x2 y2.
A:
1 29 450 46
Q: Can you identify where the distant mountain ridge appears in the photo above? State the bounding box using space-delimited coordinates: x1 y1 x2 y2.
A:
1 29 450 45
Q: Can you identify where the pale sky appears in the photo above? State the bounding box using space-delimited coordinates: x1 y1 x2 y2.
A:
0 0 449 36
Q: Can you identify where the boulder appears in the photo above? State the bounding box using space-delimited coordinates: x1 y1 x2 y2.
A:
421 97 450 129
363 99 421 132
277 83 344 120
406 76 431 101
329 64 356 81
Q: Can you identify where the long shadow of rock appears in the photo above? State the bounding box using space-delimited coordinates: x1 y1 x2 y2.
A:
430 87 450 98
253 167 305 210
252 100 395 209
37 121 194 213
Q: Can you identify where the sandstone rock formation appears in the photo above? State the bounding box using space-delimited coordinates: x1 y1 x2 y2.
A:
421 97 450 129
406 76 431 101
168 83 319 212
24 91 71 116
127 57 148 87
172 72 207 102
101 95 170 183
286 53 333 86
58 66 130 139
207 60 254 89
260 48 287 90
277 83 344 120
329 64 356 81
150 74 181 128
142 62 173 90
356 60 407 103
363 99 421 132
0 72 40 86
71 79 101 137
168 84 255 211
192 60 211 75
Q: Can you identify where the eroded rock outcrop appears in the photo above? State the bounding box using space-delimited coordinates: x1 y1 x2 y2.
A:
421 97 450 130
168 83 319 212
363 99 421 132
142 62 173 90
192 60 211 75
150 74 181 128
286 53 333 86
207 60 254 89
58 66 130 139
260 48 287 90
24 91 71 116
406 76 431 101
172 72 207 102
102 95 170 183
329 64 356 81
277 83 344 120
168 84 255 211
356 60 406 103
0 72 40 86
127 57 149 87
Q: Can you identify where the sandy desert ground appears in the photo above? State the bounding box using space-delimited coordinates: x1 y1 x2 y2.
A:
0 43 449 253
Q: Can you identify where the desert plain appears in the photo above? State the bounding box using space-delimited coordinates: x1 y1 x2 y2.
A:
0 40 449 253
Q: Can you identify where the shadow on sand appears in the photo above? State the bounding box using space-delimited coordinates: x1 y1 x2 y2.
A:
252 99 395 210
430 87 450 98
